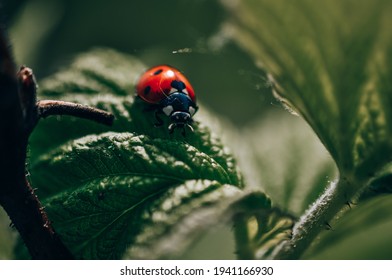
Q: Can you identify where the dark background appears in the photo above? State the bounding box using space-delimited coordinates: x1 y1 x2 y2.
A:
3 0 275 127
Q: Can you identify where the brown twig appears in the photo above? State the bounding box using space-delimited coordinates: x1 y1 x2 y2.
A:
37 100 114 126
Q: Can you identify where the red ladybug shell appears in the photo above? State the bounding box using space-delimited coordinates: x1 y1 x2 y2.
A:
136 65 196 104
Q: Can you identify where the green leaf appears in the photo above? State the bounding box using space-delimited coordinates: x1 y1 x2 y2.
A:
229 112 333 259
124 185 270 259
29 48 145 160
223 0 392 259
32 132 241 197
233 207 295 260
39 48 142 98
20 48 253 259
29 122 244 259
304 195 392 259
238 111 337 216
30 48 243 197
0 209 15 259
17 177 269 260
360 162 392 199
44 178 248 259
224 0 392 178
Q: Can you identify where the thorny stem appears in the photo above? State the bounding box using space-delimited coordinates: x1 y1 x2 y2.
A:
271 176 364 259
0 27 113 259
0 63 75 259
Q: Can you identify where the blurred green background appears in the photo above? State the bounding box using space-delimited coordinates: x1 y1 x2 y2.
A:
4 0 275 127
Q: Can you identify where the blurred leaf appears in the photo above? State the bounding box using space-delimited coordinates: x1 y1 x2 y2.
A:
221 0 392 259
252 209 294 259
179 225 235 260
224 0 392 179
10 0 225 78
228 112 334 259
237 111 337 216
10 0 64 67
360 162 392 199
234 207 295 260
125 187 270 259
0 209 15 259
39 47 141 98
304 195 392 259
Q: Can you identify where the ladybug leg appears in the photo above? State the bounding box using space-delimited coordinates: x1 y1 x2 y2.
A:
181 124 194 137
154 110 164 127
168 123 176 134
186 124 194 132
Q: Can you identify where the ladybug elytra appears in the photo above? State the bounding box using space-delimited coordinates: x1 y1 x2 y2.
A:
136 65 198 135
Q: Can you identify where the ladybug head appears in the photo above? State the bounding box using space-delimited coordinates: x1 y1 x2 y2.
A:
160 92 198 134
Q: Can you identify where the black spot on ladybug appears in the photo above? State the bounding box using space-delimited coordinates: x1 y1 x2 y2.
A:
144 85 151 95
153 69 163 75
171 80 186 91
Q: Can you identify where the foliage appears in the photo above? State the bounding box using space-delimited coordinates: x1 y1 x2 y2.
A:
1 0 392 259
12 49 277 259
224 0 392 258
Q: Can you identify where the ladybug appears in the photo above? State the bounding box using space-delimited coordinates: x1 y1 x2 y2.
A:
136 65 198 135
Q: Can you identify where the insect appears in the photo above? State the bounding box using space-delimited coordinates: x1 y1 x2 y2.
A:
136 65 198 135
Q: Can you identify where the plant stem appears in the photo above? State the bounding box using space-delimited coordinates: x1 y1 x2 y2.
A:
233 213 255 259
0 60 74 258
0 25 113 258
271 176 362 259
37 100 114 126
0 177 73 259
